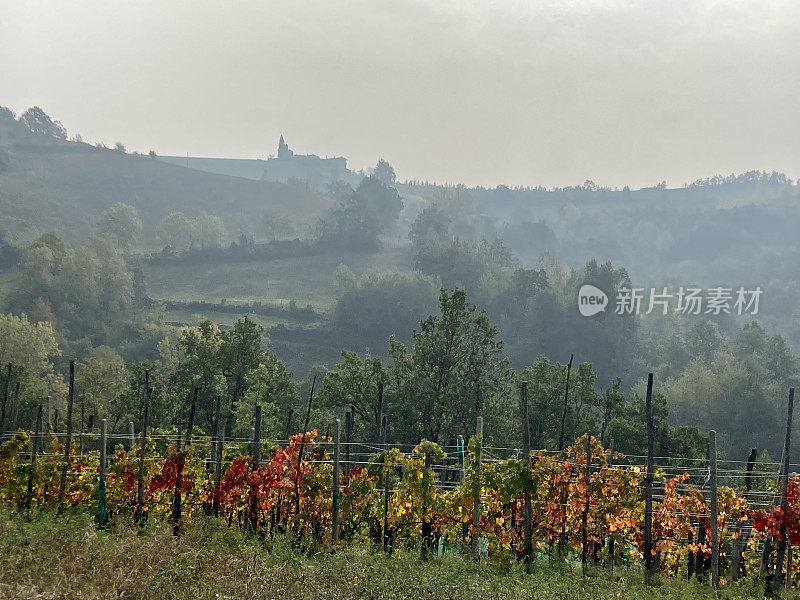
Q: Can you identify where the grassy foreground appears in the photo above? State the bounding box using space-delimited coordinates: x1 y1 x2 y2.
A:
0 509 782 600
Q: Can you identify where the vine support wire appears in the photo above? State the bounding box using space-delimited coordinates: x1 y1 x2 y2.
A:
7 367 800 589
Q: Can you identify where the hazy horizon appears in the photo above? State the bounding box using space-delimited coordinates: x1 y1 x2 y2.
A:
2 0 799 189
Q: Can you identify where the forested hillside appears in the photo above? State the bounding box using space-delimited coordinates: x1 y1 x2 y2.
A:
1 105 799 462
0 107 331 239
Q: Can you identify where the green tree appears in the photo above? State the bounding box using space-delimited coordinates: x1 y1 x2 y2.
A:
75 347 128 429
731 322 795 383
192 213 226 250
413 238 486 290
409 205 450 248
332 270 439 348
685 320 722 364
595 377 625 445
502 219 557 257
519 356 598 450
607 391 707 459
318 350 385 438
157 212 195 253
658 337 791 461
7 234 134 343
0 312 64 427
317 177 403 251
218 316 265 430
354 177 403 231
421 185 475 239
503 259 636 388
388 288 511 444
372 159 396 186
167 321 225 429
115 361 173 431
0 313 61 378
233 350 298 438
164 317 265 434
19 106 67 139
500 268 549 320
97 203 142 249
258 208 294 242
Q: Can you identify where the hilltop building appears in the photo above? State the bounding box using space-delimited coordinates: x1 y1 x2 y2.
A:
155 135 354 189
260 135 348 188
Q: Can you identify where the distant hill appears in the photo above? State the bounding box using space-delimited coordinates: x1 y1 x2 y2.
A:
0 116 332 239
156 155 270 180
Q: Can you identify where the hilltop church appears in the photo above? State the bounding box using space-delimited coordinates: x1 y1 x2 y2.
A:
155 135 353 189
260 135 349 188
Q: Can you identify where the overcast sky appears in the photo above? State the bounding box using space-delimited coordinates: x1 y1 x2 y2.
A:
1 0 798 189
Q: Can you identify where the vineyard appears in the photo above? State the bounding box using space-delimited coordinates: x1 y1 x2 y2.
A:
2 378 800 597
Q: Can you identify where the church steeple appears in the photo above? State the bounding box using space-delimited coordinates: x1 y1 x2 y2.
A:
277 134 293 159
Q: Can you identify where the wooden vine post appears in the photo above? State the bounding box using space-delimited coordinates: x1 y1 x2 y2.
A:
185 388 197 447
79 391 85 455
97 418 107 527
375 381 384 444
294 376 315 531
471 415 483 559
644 372 655 578
731 447 758 582
775 387 795 590
25 401 43 509
212 394 223 518
457 435 466 481
171 390 196 536
283 408 294 444
557 354 574 452
581 432 592 574
383 445 391 553
606 437 615 571
57 360 75 513
1 362 11 434
520 381 533 572
332 417 341 541
344 410 353 483
709 429 719 587
252 405 262 468
420 451 435 560
381 413 391 553
135 370 151 524
9 381 20 434
248 404 262 532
